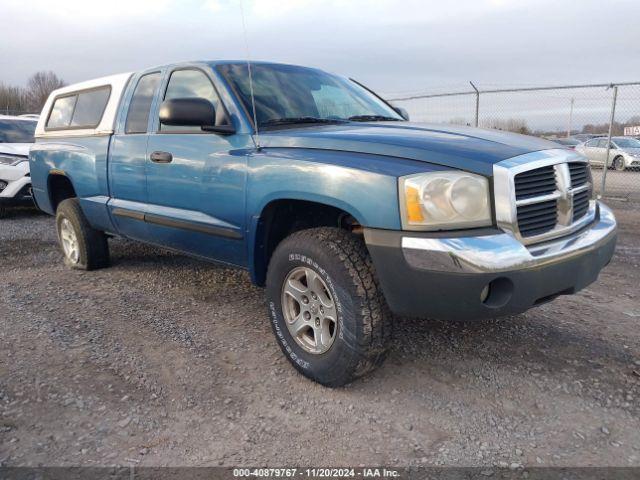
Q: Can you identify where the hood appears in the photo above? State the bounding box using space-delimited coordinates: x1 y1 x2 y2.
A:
622 147 640 156
0 143 32 157
260 122 563 176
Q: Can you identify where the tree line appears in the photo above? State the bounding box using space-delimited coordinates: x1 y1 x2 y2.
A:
449 115 640 137
1 71 66 115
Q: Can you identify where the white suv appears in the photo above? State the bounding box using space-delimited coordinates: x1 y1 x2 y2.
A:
0 115 37 217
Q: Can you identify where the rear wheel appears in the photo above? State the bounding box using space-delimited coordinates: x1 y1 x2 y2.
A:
56 198 110 270
613 156 626 171
266 227 392 387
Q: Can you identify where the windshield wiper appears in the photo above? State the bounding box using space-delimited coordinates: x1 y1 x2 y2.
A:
261 117 346 127
348 115 401 122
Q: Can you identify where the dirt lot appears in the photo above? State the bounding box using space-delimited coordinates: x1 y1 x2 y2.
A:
1 201 639 468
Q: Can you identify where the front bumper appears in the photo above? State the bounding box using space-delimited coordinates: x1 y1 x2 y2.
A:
365 202 617 320
0 162 33 206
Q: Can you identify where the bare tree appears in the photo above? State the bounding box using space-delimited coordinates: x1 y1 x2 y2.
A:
448 117 472 126
0 83 29 114
25 71 65 112
582 121 624 136
481 118 530 135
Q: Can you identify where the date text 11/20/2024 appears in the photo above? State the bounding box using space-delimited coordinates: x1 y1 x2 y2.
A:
233 468 400 477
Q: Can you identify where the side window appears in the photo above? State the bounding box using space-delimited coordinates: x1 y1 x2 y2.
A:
125 73 161 134
70 88 111 127
46 87 111 129
47 96 77 128
160 69 223 133
596 139 607 148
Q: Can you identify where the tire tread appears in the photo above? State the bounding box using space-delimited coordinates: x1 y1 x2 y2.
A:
56 198 110 270
268 227 392 385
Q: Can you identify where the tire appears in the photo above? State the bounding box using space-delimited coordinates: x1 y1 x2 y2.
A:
55 198 110 270
266 227 392 387
613 156 626 172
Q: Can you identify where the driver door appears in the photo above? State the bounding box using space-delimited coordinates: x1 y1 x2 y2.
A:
144 67 249 267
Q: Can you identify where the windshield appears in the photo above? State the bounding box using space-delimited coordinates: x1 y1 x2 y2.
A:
613 137 640 148
218 63 402 128
0 119 36 143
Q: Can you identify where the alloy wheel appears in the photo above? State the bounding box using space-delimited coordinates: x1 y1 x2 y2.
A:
59 218 80 264
281 266 338 354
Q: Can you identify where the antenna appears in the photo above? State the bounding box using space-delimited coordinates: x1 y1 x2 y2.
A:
239 0 260 149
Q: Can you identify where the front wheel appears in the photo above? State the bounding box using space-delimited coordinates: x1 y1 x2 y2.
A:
266 227 392 387
613 156 626 171
56 198 110 270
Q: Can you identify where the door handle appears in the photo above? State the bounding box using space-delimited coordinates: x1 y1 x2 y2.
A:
150 151 173 163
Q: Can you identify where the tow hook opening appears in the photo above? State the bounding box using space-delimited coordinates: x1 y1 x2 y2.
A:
481 277 514 308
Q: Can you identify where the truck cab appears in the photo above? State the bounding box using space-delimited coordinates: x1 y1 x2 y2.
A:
30 61 617 386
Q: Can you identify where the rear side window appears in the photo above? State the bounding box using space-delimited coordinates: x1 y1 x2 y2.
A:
46 87 111 129
71 88 111 127
47 96 77 128
125 73 161 134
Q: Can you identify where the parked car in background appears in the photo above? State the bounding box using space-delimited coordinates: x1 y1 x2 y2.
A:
572 133 601 142
576 136 640 171
0 115 37 218
30 61 617 386
549 137 581 149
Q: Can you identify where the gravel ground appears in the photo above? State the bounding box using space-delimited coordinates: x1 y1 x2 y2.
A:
1 201 639 468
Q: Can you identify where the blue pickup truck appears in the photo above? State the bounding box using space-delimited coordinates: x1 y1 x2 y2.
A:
30 61 617 386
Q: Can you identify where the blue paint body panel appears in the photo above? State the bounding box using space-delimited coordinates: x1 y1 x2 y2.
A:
258 123 558 177
30 136 114 230
29 60 566 285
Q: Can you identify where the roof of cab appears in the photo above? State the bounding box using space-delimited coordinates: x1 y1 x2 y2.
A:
35 72 133 139
33 61 330 140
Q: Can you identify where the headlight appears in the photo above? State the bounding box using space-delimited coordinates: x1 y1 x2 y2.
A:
0 154 27 166
399 171 492 230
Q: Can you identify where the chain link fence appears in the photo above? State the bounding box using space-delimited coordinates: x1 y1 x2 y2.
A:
388 82 640 202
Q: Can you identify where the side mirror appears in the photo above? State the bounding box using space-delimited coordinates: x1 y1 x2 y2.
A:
393 106 410 121
159 98 235 134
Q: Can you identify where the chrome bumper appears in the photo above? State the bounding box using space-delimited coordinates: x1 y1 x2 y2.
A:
402 201 616 274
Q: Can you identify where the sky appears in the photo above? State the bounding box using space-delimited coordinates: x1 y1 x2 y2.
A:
2 0 640 92
1 0 640 130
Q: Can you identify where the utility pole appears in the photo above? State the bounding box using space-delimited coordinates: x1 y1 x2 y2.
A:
566 97 574 138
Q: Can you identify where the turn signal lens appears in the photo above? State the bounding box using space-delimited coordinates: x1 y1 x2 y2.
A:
405 186 425 223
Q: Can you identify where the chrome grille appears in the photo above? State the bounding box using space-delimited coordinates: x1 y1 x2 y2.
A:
516 199 558 237
514 166 558 237
514 165 556 200
573 190 590 221
568 162 591 222
569 162 589 186
493 150 596 246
